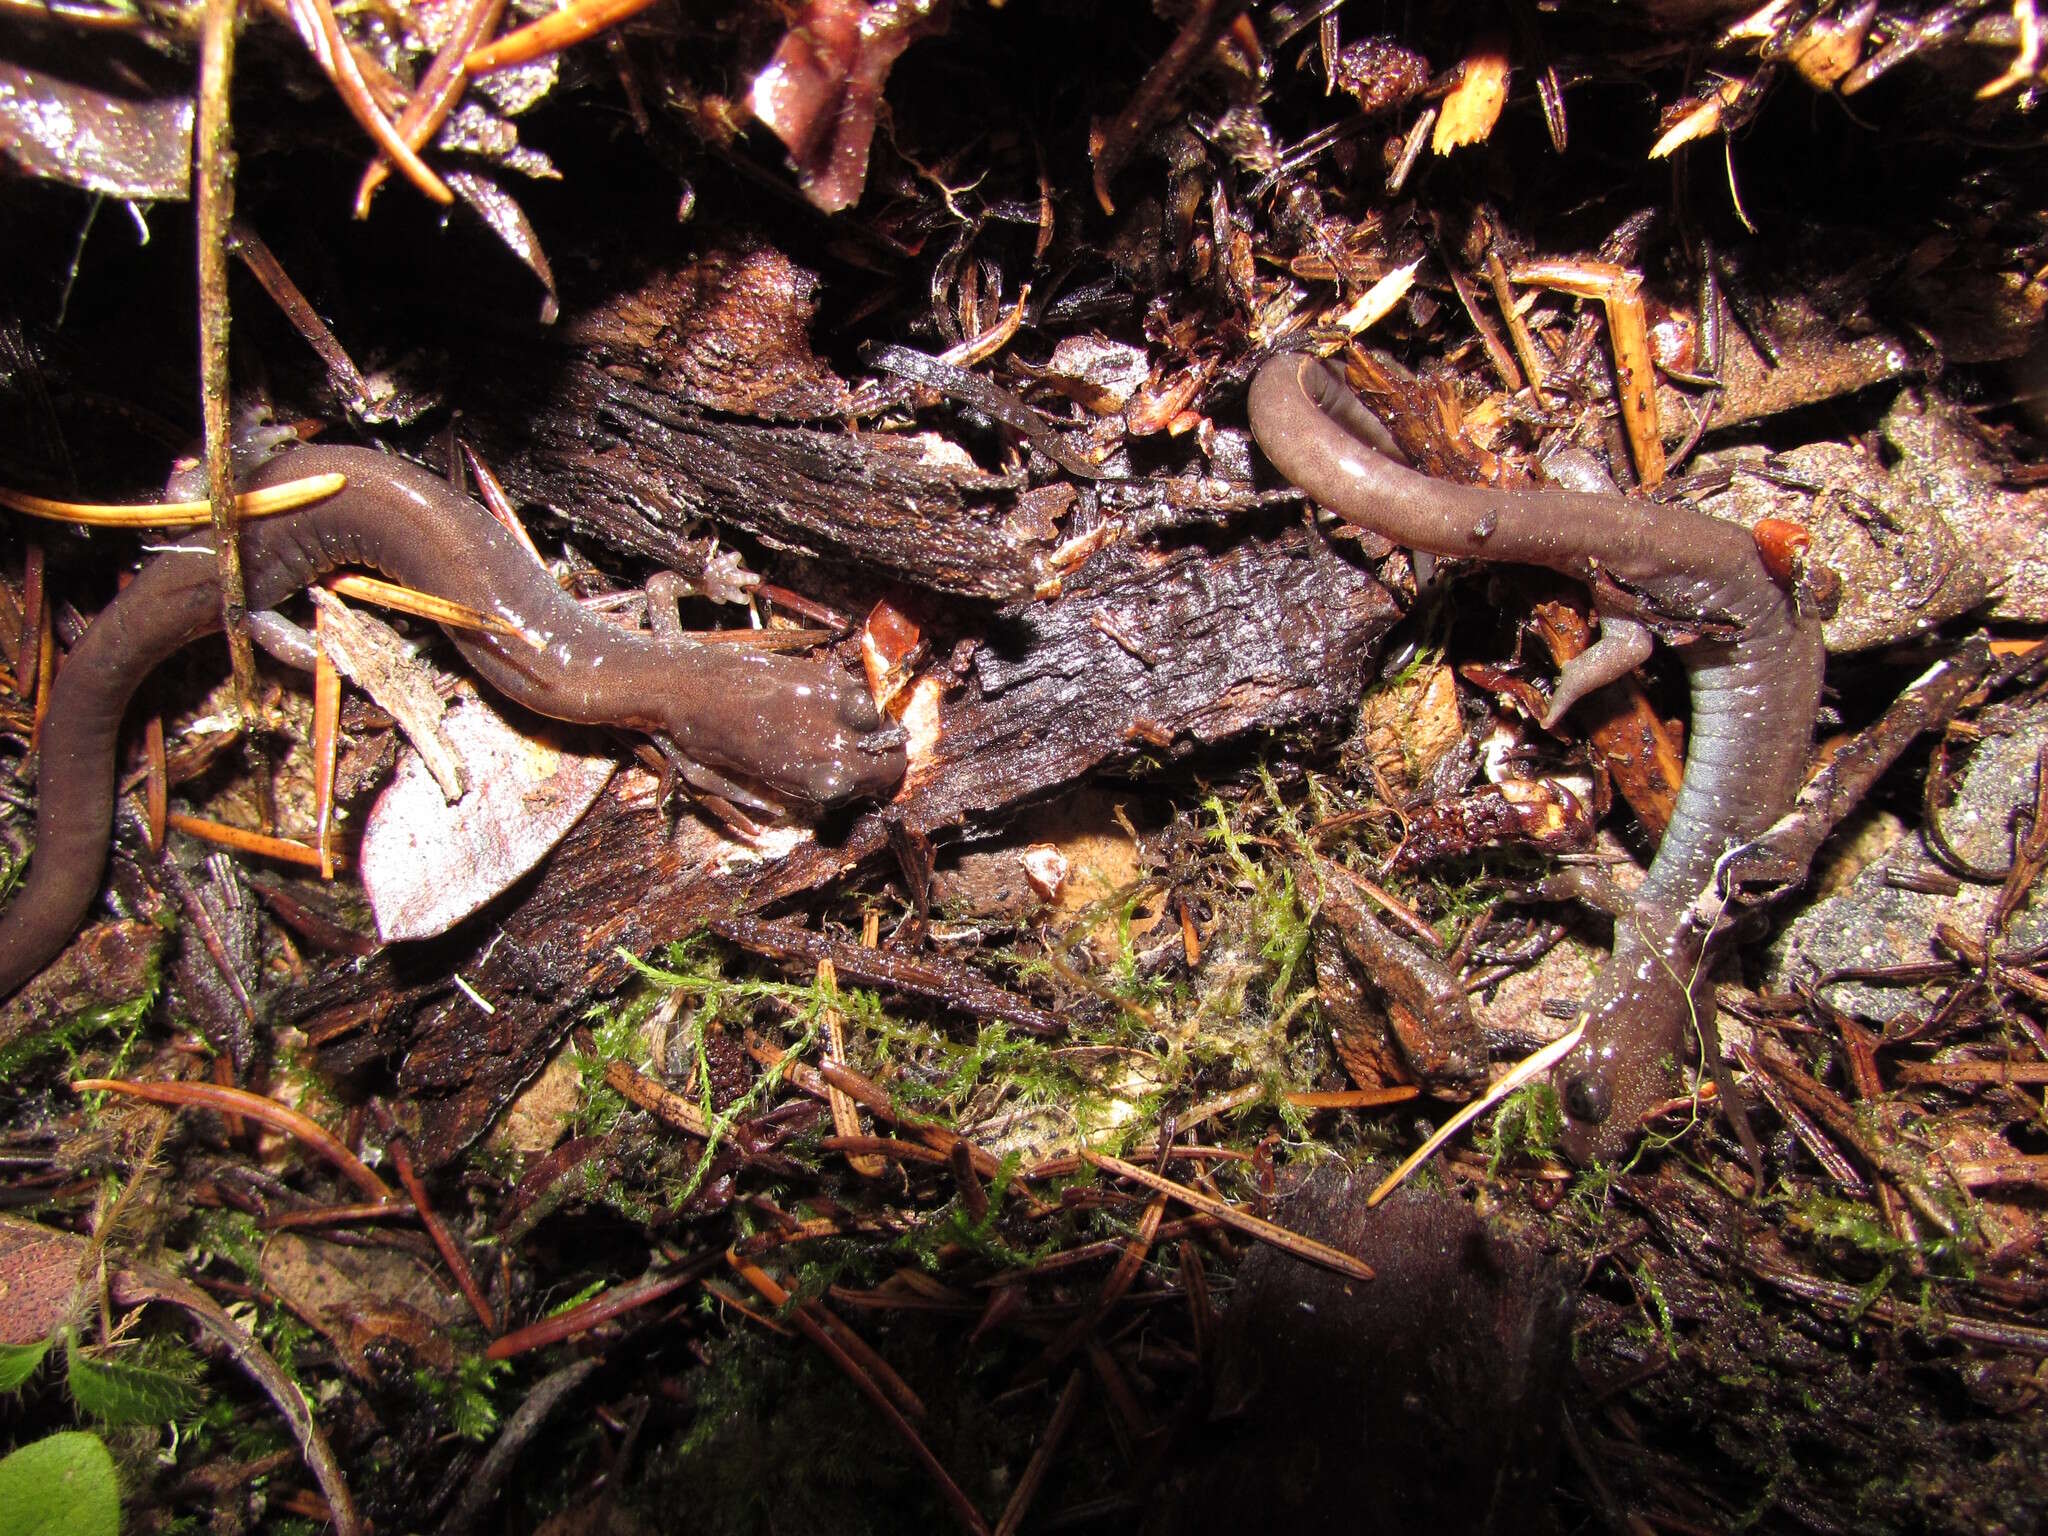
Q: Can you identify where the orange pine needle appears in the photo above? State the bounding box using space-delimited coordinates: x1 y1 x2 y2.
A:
321 572 525 640
311 609 343 880
465 0 660 74
167 811 342 872
1083 1150 1376 1282
0 473 347 528
72 1077 396 1203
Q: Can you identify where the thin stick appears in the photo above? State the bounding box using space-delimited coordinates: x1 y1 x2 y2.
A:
1365 1024 1583 1208
384 1121 497 1333
195 0 260 730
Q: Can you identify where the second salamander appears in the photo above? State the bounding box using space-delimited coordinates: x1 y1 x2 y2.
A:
1248 353 1824 1163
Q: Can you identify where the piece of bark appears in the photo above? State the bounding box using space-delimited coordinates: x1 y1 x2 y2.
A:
502 359 1051 599
1316 924 1411 1089
293 519 1393 1163
164 852 264 1072
308 588 466 801
902 521 1392 826
0 920 164 1054
1389 778 1595 871
559 244 854 421
1651 240 1917 435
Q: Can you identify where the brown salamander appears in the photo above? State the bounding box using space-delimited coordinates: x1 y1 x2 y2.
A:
0 444 906 997
1247 353 1824 1162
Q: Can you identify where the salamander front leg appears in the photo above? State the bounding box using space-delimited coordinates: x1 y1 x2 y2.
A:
644 572 689 644
1540 614 1653 729
642 730 782 839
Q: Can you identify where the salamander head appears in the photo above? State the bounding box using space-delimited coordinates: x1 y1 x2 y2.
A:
769 666 907 810
660 649 906 816
1554 1042 1653 1167
1550 968 1693 1166
779 714 909 811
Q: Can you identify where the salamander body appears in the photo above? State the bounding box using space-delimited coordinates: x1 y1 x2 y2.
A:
0 444 905 997
1248 353 1824 1161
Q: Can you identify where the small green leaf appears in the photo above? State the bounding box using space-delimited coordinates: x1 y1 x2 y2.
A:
65 1339 197 1426
0 1430 121 1536
0 1337 53 1393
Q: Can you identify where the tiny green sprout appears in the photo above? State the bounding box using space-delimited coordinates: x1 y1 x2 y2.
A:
1486 1081 1565 1175
415 1353 512 1442
1632 1259 1679 1358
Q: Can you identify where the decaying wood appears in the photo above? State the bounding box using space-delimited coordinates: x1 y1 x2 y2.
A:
297 515 1393 1163
498 361 1049 599
461 253 1063 600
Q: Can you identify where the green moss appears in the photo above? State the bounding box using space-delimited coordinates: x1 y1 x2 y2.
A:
1483 1082 1565 1174
1632 1260 1679 1358
186 1209 267 1286
1784 1193 1975 1280
609 938 841 1206
568 994 653 1140
0 986 158 1084
1204 787 1315 1010
410 1353 512 1442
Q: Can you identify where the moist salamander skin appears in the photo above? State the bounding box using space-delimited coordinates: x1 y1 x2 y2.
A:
0 444 907 998
1247 353 1824 1163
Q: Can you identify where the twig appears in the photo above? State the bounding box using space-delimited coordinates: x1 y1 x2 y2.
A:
380 1111 497 1334
196 0 260 730
485 1266 703 1361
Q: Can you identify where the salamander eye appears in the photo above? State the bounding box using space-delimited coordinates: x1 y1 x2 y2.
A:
1564 1071 1612 1124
